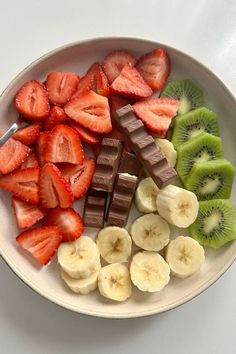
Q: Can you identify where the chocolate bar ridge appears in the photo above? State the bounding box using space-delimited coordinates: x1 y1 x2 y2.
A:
83 189 107 228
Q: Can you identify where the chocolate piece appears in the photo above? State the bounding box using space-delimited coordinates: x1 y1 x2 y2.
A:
114 105 177 188
91 138 123 192
118 152 142 177
83 189 107 228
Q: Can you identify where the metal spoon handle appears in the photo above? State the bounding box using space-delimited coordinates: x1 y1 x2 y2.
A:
0 117 23 146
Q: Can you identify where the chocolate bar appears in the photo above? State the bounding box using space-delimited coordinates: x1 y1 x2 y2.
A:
83 189 107 228
91 137 123 192
114 105 177 188
118 151 142 177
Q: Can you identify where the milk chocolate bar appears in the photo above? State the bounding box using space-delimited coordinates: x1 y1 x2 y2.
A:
91 137 123 192
114 105 177 188
83 189 107 228
118 151 142 177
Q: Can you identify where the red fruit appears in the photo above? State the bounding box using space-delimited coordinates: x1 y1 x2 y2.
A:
96 64 110 97
15 80 50 121
0 168 40 204
0 136 30 174
45 207 83 242
21 153 39 168
46 72 79 106
16 226 62 265
44 124 84 164
44 106 68 131
133 98 180 137
110 63 152 99
12 196 46 228
60 157 95 199
13 123 41 145
35 132 52 166
103 50 137 83
72 63 97 99
65 90 112 134
39 163 74 208
136 48 170 91
110 94 131 116
70 122 100 145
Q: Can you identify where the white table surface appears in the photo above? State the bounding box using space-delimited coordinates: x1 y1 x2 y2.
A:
0 1 236 353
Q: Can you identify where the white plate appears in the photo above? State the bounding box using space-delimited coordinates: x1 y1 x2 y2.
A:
0 37 235 318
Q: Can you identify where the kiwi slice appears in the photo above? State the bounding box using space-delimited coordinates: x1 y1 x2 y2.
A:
171 107 219 148
161 79 204 115
190 199 236 248
184 159 235 200
176 132 224 181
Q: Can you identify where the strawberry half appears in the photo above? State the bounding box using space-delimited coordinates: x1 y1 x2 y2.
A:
110 63 152 99
44 124 84 164
70 122 100 145
60 157 95 199
16 226 62 265
136 48 170 91
13 123 41 145
15 80 50 121
72 63 97 99
133 98 180 137
46 72 79 106
21 153 39 169
96 64 110 97
45 207 83 242
65 90 112 134
44 106 68 131
103 50 137 83
35 131 52 166
0 167 40 204
39 163 74 208
12 196 46 228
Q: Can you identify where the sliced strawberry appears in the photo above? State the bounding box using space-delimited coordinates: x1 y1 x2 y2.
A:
15 80 50 121
110 64 152 99
96 64 110 97
103 50 137 83
12 196 46 228
16 226 62 265
0 167 40 204
72 63 96 99
136 48 170 91
44 124 84 164
21 153 39 168
70 122 100 145
0 136 31 174
46 72 79 106
13 123 41 145
44 106 68 131
35 132 52 166
60 157 95 199
45 207 83 242
39 163 74 208
110 94 131 116
133 98 180 137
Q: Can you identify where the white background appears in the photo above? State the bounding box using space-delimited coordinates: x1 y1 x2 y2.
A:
0 0 236 353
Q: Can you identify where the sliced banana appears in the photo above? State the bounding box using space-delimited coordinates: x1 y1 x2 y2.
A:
156 185 199 228
96 226 132 263
61 268 100 294
135 177 159 213
130 251 170 292
98 263 132 302
130 213 170 251
57 236 100 279
155 138 177 167
166 236 205 278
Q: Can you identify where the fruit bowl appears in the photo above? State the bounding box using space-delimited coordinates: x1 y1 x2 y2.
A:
0 37 236 318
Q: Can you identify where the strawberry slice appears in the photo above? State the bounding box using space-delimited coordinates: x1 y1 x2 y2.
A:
133 98 180 137
45 207 83 242
136 48 170 91
13 123 41 145
12 196 46 228
16 226 62 265
65 90 112 134
110 94 131 116
35 131 52 166
60 157 95 199
44 124 84 164
44 106 68 131
110 63 153 99
96 64 110 97
103 50 137 83
15 80 50 121
39 163 74 208
46 72 79 106
70 122 100 145
0 167 40 204
72 63 97 99
0 136 31 174
21 153 39 169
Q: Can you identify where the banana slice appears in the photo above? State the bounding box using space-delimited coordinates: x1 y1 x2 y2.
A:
98 263 132 302
135 177 159 213
155 138 177 167
156 185 199 228
166 236 205 278
96 226 132 263
130 251 170 292
58 236 100 279
61 267 100 294
130 213 170 251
